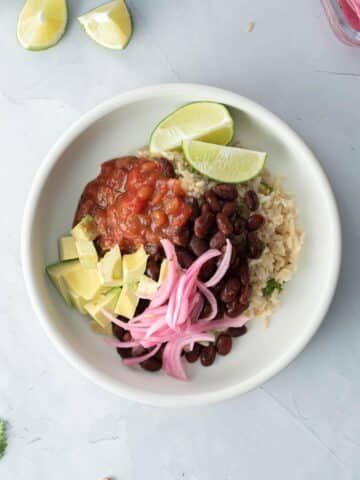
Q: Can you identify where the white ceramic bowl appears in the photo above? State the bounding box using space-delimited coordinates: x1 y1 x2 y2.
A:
22 84 341 407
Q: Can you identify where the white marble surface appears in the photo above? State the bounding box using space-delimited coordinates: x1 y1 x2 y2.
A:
1 1 360 479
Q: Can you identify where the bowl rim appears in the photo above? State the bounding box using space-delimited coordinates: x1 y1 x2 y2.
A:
21 83 342 407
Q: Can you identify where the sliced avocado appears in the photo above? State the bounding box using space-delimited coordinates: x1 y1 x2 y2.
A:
89 319 113 336
59 236 78 261
45 260 80 306
114 283 139 319
136 274 159 299
75 239 98 268
122 246 148 284
158 258 168 284
71 215 97 241
85 288 121 327
68 290 87 314
98 244 122 287
63 263 101 301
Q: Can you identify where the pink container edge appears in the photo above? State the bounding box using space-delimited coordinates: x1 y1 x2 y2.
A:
322 0 360 46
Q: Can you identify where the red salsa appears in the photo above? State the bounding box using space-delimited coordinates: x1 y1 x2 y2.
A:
74 156 193 253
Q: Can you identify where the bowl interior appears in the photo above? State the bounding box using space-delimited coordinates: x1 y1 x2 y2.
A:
26 88 339 405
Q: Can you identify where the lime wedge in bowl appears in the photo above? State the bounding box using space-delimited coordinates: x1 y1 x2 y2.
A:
149 102 234 154
78 0 132 50
182 140 267 183
17 0 68 51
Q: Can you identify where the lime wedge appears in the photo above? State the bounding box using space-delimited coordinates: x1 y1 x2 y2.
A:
17 0 68 51
78 0 132 50
149 102 234 154
182 140 267 183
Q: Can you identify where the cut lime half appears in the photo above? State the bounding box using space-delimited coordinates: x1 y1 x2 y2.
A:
78 0 132 50
17 0 68 51
182 140 267 183
149 102 234 154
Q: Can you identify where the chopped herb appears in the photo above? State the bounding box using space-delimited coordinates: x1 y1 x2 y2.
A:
262 278 283 297
260 180 273 194
0 420 7 459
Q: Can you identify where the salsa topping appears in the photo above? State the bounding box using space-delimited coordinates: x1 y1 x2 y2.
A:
74 156 193 253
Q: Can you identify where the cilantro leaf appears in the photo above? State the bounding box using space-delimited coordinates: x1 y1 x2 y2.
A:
0 420 7 459
260 180 273 194
262 278 283 297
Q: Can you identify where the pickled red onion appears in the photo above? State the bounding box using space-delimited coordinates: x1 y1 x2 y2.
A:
205 239 232 287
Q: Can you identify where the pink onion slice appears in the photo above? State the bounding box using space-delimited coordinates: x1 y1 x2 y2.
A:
197 281 218 322
150 239 180 308
123 344 161 366
104 337 139 348
205 239 232 288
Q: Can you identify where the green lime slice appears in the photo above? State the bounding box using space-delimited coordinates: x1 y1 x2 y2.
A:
78 0 132 51
182 140 267 183
149 102 234 154
17 0 68 51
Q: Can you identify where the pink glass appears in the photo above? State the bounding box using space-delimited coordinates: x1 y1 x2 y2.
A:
322 0 360 45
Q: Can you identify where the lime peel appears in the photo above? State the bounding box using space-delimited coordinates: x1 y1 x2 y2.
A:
182 140 267 183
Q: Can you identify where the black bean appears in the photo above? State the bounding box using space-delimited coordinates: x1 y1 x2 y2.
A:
185 196 200 221
234 217 247 235
238 261 250 286
244 190 259 211
173 227 191 247
200 344 217 366
112 323 125 340
227 325 248 337
189 235 209 256
220 277 241 303
116 347 132 359
201 202 211 215
239 284 252 305
209 231 226 249
199 257 217 282
185 343 202 363
122 331 132 342
216 334 232 355
204 190 222 213
140 357 162 372
212 184 238 200
194 212 215 238
136 299 150 315
222 201 237 217
146 257 161 280
157 158 175 177
225 300 249 317
247 232 265 259
247 214 265 231
144 244 163 262
176 247 195 269
216 212 233 236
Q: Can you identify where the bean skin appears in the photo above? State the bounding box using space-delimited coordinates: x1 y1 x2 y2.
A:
172 227 191 247
157 158 175 177
146 257 161 280
212 184 238 200
238 261 250 286
216 213 233 236
189 235 209 256
144 244 163 262
176 247 195 269
225 300 249 317
216 334 232 355
234 216 247 235
227 325 247 337
185 343 202 363
222 201 237 217
209 231 226 249
244 190 259 211
199 258 217 282
247 232 265 259
140 357 162 372
247 214 265 231
239 284 252 305
200 344 217 366
112 323 125 340
185 196 201 221
204 190 222 213
201 202 211 215
220 277 241 303
194 212 215 238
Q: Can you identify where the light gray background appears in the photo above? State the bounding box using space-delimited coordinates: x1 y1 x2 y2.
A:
1 1 360 479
